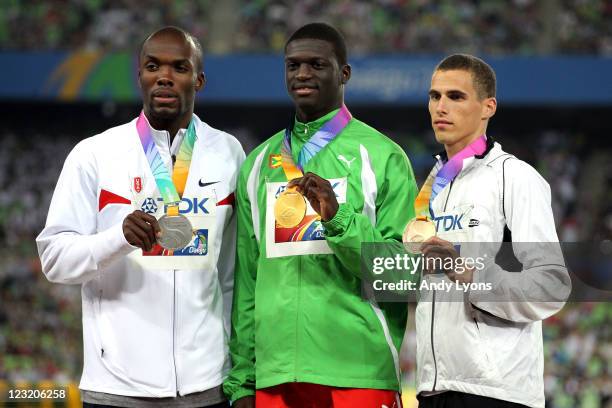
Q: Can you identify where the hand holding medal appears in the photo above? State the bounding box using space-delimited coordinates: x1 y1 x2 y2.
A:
403 216 436 254
403 135 488 254
403 160 440 253
275 105 351 227
123 210 162 252
136 111 196 251
402 135 487 254
287 173 339 222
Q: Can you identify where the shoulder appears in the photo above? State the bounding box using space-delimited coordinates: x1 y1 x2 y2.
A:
344 118 406 156
196 117 245 162
67 119 137 165
485 142 550 194
88 119 137 146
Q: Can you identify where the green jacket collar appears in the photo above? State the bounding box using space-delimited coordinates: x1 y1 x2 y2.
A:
292 108 340 142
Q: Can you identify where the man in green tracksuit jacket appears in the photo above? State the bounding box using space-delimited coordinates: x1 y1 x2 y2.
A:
224 23 417 408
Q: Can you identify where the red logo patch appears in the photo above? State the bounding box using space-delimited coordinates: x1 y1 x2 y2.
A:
133 177 142 193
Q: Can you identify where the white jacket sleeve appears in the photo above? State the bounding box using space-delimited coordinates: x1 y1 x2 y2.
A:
217 204 237 338
216 144 245 337
469 159 571 322
36 140 136 284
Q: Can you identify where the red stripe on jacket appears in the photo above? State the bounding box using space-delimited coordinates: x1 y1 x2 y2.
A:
217 192 235 208
99 189 131 211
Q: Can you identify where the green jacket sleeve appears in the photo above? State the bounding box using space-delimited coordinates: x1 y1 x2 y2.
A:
323 149 417 279
223 165 258 402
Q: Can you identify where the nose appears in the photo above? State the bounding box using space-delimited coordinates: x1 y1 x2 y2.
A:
435 96 448 115
156 66 174 87
295 63 312 80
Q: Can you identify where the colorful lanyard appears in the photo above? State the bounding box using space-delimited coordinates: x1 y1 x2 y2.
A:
136 111 197 215
414 135 487 219
280 105 352 181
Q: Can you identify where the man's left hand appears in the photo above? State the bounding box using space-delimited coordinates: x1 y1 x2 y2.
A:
288 172 339 222
421 236 474 284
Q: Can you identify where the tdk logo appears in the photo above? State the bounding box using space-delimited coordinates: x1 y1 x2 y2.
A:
434 214 464 232
145 197 209 214
178 197 209 214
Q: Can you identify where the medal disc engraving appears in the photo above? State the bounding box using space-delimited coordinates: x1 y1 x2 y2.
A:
403 217 436 253
158 214 193 250
274 189 307 228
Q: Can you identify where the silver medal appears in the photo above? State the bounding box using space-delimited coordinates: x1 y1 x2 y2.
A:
158 214 193 250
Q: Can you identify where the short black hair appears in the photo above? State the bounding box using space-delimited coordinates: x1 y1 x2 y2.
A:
285 22 348 66
435 54 496 99
140 26 204 72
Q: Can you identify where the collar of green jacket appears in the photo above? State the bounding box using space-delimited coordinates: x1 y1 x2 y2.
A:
292 108 341 142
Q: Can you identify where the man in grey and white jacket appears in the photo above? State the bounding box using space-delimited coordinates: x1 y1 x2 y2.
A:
415 54 571 408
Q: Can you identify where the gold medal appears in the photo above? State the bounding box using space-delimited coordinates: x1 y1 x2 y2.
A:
274 188 307 228
403 216 436 253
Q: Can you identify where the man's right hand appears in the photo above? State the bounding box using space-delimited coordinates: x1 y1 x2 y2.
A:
233 396 255 408
122 210 161 251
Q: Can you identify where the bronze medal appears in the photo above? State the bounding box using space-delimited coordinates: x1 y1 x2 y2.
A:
403 216 436 253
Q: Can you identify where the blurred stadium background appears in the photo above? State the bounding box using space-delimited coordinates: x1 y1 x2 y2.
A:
1 0 611 407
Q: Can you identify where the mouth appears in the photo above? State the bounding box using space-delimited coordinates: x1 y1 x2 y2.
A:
292 84 318 96
152 90 178 104
433 120 452 128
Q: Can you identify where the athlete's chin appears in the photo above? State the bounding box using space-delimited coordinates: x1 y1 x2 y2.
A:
150 105 181 119
433 131 455 145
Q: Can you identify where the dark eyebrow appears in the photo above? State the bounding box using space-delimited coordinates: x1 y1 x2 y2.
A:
285 56 328 63
428 90 440 97
142 55 192 67
447 90 467 98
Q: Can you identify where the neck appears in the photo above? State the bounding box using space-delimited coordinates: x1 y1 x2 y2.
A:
296 101 342 123
145 110 192 141
445 134 482 159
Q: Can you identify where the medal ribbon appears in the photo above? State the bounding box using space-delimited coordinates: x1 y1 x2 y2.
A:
136 111 197 216
280 104 352 181
414 135 487 219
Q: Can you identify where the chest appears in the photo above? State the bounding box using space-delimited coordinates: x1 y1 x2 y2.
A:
430 168 505 243
96 144 234 232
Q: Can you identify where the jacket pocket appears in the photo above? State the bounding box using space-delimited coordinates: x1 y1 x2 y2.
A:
471 309 507 387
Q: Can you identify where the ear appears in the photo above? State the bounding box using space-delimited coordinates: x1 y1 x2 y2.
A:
482 97 497 120
341 64 351 84
195 72 206 92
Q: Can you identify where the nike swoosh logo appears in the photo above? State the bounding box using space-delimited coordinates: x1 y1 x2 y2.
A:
199 180 220 187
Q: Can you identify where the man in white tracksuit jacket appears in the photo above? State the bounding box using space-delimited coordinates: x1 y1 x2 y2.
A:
415 54 571 407
37 27 244 407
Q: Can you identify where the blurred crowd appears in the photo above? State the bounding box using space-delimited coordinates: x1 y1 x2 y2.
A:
234 0 612 55
0 126 610 407
543 303 611 407
0 133 80 383
1 0 612 55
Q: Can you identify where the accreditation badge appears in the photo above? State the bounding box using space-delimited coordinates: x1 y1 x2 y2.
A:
265 177 347 258
128 170 217 270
